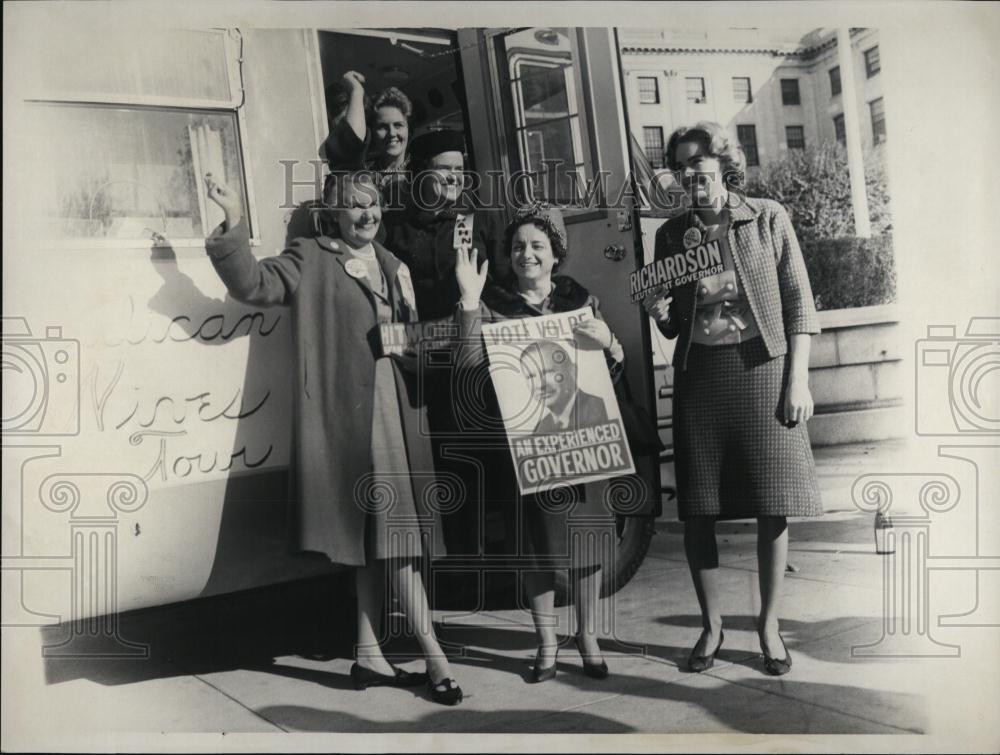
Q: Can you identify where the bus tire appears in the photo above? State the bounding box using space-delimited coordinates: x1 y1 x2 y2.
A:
554 513 656 604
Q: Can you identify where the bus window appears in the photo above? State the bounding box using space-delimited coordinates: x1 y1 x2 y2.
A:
494 28 597 206
18 28 253 246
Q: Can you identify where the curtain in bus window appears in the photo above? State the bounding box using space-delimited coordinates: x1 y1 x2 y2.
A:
28 104 245 241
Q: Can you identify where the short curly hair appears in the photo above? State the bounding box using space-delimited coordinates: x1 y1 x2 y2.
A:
372 87 413 120
322 170 381 210
503 218 568 273
665 121 747 191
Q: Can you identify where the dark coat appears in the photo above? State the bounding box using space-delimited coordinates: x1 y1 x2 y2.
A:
383 203 506 321
454 274 620 565
204 221 418 566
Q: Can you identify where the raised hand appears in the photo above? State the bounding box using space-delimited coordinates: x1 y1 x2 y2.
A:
204 173 242 228
455 246 489 310
341 70 366 92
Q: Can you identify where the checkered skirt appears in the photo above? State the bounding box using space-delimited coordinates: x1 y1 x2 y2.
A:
672 338 823 520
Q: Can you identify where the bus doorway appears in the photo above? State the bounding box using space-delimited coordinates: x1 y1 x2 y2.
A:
317 29 467 156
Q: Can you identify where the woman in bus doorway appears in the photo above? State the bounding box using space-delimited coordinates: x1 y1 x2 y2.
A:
202 170 463 706
643 121 823 676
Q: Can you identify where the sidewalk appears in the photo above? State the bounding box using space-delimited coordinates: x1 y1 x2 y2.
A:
3 440 995 747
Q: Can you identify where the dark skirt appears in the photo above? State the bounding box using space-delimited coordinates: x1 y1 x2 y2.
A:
672 338 823 520
517 482 615 571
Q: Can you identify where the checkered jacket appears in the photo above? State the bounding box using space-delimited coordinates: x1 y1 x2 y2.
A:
654 195 820 371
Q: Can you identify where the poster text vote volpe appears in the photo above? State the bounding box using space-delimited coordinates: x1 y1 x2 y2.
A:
481 308 635 495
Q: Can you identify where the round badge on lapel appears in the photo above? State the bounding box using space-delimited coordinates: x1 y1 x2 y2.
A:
345 258 368 279
683 227 702 248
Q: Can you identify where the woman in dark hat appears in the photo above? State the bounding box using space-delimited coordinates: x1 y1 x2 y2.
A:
643 121 822 676
383 128 506 319
202 170 463 705
381 128 506 557
453 202 624 683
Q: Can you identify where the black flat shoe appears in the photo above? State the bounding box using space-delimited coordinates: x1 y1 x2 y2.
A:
761 633 792 676
350 662 428 690
532 646 558 683
427 676 463 705
687 630 724 673
574 635 609 679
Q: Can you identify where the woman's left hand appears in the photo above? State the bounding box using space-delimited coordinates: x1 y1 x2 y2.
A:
573 318 613 350
783 377 814 426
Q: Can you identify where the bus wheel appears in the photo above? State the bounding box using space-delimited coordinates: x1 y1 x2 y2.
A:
554 514 656 604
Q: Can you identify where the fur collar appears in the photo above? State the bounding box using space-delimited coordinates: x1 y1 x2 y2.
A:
481 274 591 317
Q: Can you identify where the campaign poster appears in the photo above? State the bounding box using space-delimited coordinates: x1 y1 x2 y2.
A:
480 307 636 495
628 228 725 303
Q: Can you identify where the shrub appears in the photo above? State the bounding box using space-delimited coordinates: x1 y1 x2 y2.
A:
744 140 892 242
800 234 897 311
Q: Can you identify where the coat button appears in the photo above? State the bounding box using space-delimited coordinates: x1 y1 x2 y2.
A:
703 328 711 335
725 282 735 291
728 323 737 332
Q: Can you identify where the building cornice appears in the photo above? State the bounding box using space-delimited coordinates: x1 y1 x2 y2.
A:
620 28 868 61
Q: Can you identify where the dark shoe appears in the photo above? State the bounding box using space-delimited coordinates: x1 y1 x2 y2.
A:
350 662 428 690
761 633 792 676
574 635 609 679
532 645 558 683
427 676 463 706
687 630 724 673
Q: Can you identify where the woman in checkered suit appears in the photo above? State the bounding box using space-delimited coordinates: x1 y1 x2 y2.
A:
643 121 823 676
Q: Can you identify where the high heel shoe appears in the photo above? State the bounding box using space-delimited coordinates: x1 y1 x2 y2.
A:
574 635 609 679
687 630 724 673
532 645 558 683
761 633 792 676
350 662 428 690
427 676 463 705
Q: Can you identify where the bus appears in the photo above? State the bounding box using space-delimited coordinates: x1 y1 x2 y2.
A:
2 27 667 645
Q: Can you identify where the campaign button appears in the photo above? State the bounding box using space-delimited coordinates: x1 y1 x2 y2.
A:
684 227 702 248
345 259 368 279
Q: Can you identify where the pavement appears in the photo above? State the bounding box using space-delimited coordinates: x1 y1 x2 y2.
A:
3 440 998 751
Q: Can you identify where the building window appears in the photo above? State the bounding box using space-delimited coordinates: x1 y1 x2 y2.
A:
870 97 886 144
22 28 252 243
785 125 805 150
833 113 845 144
642 126 665 168
780 78 801 106
685 77 706 104
637 76 659 104
864 45 881 77
732 77 752 104
829 66 842 96
736 124 759 167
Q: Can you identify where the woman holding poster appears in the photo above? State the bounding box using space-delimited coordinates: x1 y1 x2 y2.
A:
202 171 463 705
454 202 625 682
643 122 822 676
